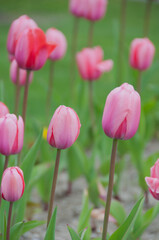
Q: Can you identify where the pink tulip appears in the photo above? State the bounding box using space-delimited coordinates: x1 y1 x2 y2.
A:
129 38 155 71
83 0 107 21
47 105 81 149
69 0 86 18
7 15 38 58
0 102 9 118
0 114 24 155
102 83 141 140
1 167 25 202
10 59 33 86
76 46 113 81
46 28 67 61
15 28 57 71
145 159 159 200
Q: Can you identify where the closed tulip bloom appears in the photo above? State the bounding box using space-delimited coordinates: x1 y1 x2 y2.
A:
84 0 107 21
145 159 159 200
46 28 67 61
102 83 141 140
0 114 24 155
76 46 113 81
1 167 25 202
7 15 38 57
15 28 57 71
129 38 155 71
69 0 86 17
10 59 33 86
0 102 9 118
47 105 81 149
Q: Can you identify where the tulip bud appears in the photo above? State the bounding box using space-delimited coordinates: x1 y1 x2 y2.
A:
0 114 24 155
7 15 38 57
129 38 155 71
76 46 113 81
1 167 25 202
145 159 159 200
0 102 9 117
47 105 81 149
102 83 141 140
83 0 107 21
15 28 57 71
46 28 67 61
69 0 86 18
10 59 33 86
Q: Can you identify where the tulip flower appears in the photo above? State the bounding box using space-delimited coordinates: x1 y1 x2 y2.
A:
69 0 86 18
47 105 81 149
102 83 141 140
15 28 57 71
10 59 33 86
0 114 24 156
101 83 141 240
7 15 38 58
76 46 113 81
83 0 107 21
47 105 81 227
129 38 155 71
0 102 9 118
1 166 25 240
1 167 25 202
45 28 67 115
145 159 159 200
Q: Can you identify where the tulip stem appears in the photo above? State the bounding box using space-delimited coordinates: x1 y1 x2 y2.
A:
22 70 30 126
46 61 54 117
143 0 153 37
70 17 79 101
89 81 96 137
0 155 9 207
6 202 13 240
14 66 21 115
47 149 61 227
118 0 127 85
137 71 142 94
88 21 94 47
102 139 118 240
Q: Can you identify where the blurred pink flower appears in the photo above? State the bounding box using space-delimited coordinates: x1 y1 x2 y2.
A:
76 46 113 81
0 102 9 118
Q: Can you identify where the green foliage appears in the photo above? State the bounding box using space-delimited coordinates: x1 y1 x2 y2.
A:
67 226 81 240
44 207 57 240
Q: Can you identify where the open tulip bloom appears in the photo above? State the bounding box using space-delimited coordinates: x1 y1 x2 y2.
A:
46 105 81 226
101 83 141 240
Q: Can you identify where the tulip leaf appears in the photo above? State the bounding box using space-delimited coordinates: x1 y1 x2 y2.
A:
109 197 144 240
22 220 45 234
67 226 81 240
44 207 57 240
110 200 126 226
10 222 24 240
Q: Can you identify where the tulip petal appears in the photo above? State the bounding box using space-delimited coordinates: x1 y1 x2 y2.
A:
96 60 113 73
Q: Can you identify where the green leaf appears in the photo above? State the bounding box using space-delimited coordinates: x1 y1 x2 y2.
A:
67 226 81 240
44 207 57 240
22 220 45 234
78 191 92 240
88 178 99 207
3 214 7 240
109 197 144 240
110 200 126 226
10 222 24 240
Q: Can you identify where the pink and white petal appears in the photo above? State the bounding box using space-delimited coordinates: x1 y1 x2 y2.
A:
96 60 113 73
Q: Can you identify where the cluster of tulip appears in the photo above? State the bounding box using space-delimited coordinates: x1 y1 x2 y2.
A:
0 0 158 239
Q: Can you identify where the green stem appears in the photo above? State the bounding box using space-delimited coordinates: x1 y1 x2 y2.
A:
70 17 79 101
102 139 118 240
143 0 153 37
14 66 21 115
47 149 61 227
89 81 96 137
22 70 30 126
88 21 94 47
46 61 54 117
118 0 127 85
0 155 9 207
137 71 142 94
6 202 13 240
